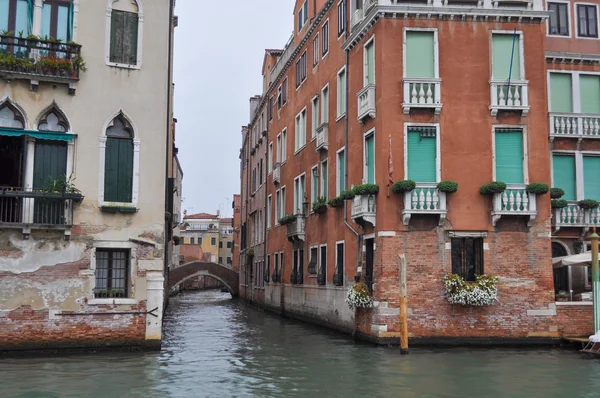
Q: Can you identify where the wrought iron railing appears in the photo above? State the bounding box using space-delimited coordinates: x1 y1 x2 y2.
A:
0 187 81 227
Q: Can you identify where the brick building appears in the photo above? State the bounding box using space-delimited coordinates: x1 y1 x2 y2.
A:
238 0 599 343
232 194 241 272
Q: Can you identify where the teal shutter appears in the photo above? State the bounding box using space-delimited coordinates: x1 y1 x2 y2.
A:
407 129 436 183
338 151 345 193
322 162 328 200
33 142 67 189
492 34 521 80
366 41 375 84
550 73 573 113
580 75 600 114
553 154 576 201
495 131 524 184
365 135 375 184
104 138 133 202
0 0 8 32
110 11 124 63
406 32 434 78
583 156 600 201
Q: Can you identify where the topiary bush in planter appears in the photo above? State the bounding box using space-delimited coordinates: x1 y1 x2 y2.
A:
278 214 297 225
550 188 565 199
551 199 568 209
525 182 549 195
352 184 379 196
339 189 355 201
437 180 458 193
312 197 328 214
479 181 506 195
392 180 416 194
578 199 600 209
328 197 344 208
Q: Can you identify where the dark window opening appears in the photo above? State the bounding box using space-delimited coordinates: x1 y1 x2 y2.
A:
365 238 374 292
317 246 327 285
333 243 344 286
94 249 129 298
578 5 598 38
549 2 569 36
308 247 318 274
451 237 483 281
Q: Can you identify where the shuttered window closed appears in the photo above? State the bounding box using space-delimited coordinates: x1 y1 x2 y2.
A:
495 130 524 184
552 154 576 201
583 156 600 200
365 134 375 184
406 32 434 78
407 128 436 183
104 138 133 202
110 10 138 65
550 73 573 113
492 34 521 80
580 75 600 114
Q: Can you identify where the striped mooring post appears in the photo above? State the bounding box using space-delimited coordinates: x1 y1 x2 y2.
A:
591 227 600 334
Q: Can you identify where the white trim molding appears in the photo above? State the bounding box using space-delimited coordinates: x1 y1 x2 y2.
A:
105 0 144 70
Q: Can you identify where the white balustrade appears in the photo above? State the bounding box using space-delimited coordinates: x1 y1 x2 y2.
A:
351 9 364 29
402 78 442 115
351 194 376 226
489 80 529 116
555 203 600 230
549 113 600 139
316 123 328 152
286 216 306 242
273 163 280 184
491 184 536 226
402 183 447 225
357 84 376 122
590 208 600 226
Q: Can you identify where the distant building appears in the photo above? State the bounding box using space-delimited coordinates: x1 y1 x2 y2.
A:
232 194 241 272
219 218 234 267
181 212 221 263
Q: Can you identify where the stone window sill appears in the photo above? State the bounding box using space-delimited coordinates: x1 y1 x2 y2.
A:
555 301 593 306
88 298 139 305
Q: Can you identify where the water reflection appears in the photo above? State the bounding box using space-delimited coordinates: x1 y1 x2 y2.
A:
1 290 599 398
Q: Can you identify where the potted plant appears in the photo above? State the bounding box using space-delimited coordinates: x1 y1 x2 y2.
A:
352 184 379 196
43 174 83 202
442 273 499 306
578 199 599 210
551 199 568 209
339 189 355 201
345 281 374 310
437 180 458 193
312 196 328 214
479 181 506 195
525 182 549 195
550 188 565 199
392 179 416 194
327 196 344 208
278 213 297 225
555 291 570 302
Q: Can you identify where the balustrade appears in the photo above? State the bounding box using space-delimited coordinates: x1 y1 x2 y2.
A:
491 184 536 226
402 78 442 114
273 163 281 184
549 113 600 139
489 80 529 116
351 194 376 226
554 202 600 230
402 183 447 225
286 216 305 242
316 124 328 152
357 84 376 122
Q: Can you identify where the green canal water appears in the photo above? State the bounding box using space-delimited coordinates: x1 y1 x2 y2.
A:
1 290 599 398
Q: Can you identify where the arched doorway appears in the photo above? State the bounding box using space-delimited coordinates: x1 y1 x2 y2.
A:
552 242 569 294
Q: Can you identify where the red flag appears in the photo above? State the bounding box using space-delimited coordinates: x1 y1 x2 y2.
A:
388 135 394 185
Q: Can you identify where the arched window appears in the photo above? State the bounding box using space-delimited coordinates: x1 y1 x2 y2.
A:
38 108 69 132
0 101 25 129
103 114 134 203
107 0 142 67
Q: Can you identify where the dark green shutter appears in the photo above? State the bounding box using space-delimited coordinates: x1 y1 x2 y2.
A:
366 135 375 184
407 130 436 182
110 11 125 63
583 156 600 201
124 11 138 65
495 131 524 184
104 138 133 202
552 154 576 201
33 142 67 189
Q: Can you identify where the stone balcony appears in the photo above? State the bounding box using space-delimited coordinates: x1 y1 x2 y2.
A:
357 84 376 122
489 80 529 116
554 201 600 232
0 35 83 95
286 215 305 243
351 194 376 227
273 163 280 185
402 183 447 226
549 113 600 140
402 78 442 115
316 123 328 152
491 184 537 226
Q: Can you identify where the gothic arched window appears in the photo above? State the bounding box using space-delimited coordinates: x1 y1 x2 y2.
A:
103 114 134 203
38 109 69 132
0 102 25 129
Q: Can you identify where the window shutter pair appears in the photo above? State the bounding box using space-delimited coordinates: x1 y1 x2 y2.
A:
110 10 138 65
407 129 436 183
104 138 133 202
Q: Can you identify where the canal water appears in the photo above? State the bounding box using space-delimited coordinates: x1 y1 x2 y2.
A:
1 290 600 398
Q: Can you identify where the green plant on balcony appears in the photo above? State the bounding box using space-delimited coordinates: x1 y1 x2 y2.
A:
339 189 355 201
246 248 254 258
392 179 416 194
43 174 83 201
525 183 549 195
479 181 506 195
312 197 328 214
278 213 297 225
327 196 344 208
0 30 14 37
550 188 565 199
578 199 600 209
551 199 568 209
352 184 379 196
437 180 458 193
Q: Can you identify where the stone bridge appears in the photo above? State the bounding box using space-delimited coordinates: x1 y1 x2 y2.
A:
168 261 239 296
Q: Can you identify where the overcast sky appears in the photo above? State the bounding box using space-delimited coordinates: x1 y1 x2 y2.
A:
174 0 295 218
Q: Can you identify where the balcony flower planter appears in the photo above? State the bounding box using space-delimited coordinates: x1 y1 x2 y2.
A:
278 214 297 225
312 197 328 214
551 188 565 199
327 197 344 208
100 205 138 214
339 189 355 201
346 281 373 310
437 180 458 193
551 199 568 209
352 184 379 196
392 180 416 194
578 199 600 210
525 183 549 195
479 181 506 195
442 274 499 306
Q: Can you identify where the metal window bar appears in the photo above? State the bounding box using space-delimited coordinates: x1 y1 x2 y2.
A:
94 249 129 298
0 187 74 226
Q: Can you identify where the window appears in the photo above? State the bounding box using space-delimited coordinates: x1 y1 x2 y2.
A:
227 257 232 265
295 109 307 151
451 238 484 282
580 75 600 114
227 241 232 249
296 51 307 88
104 114 134 203
322 20 329 56
298 0 308 32
268 142 273 173
219 241 223 249
313 34 320 66
277 85 282 109
283 78 288 105
548 2 569 36
549 73 573 113
276 133 282 163
292 248 304 285
94 249 130 298
553 154 576 200
269 96 274 120
276 189 281 223
294 174 306 215
219 257 223 264
491 33 522 81
321 161 328 200
337 67 347 117
364 38 375 86
282 186 287 217
266 255 271 283
267 195 272 228
0 101 25 129
364 133 375 184
311 165 319 205
583 156 600 200
198 237 203 246
577 4 598 38
405 31 435 79
259 158 264 185
318 245 327 285
311 95 320 138
309 246 318 274
407 127 437 183
334 242 344 286
109 0 140 66
321 85 329 124
39 109 68 132
42 0 72 43
494 129 524 184
282 129 287 162
1 0 31 46
190 237 195 245
211 237 217 246
338 0 346 37
337 149 345 195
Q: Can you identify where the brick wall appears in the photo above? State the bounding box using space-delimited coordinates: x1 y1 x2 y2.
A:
556 304 594 337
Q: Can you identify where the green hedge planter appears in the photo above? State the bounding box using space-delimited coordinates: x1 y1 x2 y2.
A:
392 180 416 194
551 199 568 209
479 182 506 195
525 183 549 195
437 180 458 193
328 197 344 208
550 188 565 199
579 199 600 210
278 214 297 225
352 184 379 196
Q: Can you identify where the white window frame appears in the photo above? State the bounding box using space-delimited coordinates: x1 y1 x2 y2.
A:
309 244 319 277
336 146 346 196
105 0 144 70
294 173 306 215
88 241 138 305
268 142 273 174
267 195 272 229
363 36 375 87
275 189 281 225
575 2 600 39
553 150 600 200
363 128 376 184
98 110 141 208
276 133 282 163
321 84 329 125
336 66 347 120
491 125 529 184
282 128 288 163
322 19 330 58
335 240 345 284
296 51 307 91
490 30 526 81
313 33 320 67
311 94 320 139
298 0 309 32
402 27 440 80
311 164 319 205
547 69 600 114
295 107 307 153
547 1 572 38
403 122 441 182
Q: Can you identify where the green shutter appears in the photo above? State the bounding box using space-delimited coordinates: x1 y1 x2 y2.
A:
492 34 521 80
124 11 138 65
104 138 133 202
406 32 434 78
110 11 125 63
580 75 600 114
550 73 573 113
366 42 375 84
322 162 328 200
312 173 318 203
407 130 436 183
553 154 576 201
338 151 345 193
583 156 600 201
366 135 375 184
33 142 67 189
495 131 524 184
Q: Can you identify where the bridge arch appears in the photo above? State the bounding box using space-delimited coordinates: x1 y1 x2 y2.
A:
168 261 239 297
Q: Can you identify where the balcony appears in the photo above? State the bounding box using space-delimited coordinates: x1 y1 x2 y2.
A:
402 183 447 226
0 187 81 239
489 80 529 116
549 113 600 140
357 84 376 122
402 78 442 115
273 163 280 185
351 194 376 227
350 9 364 30
554 201 600 232
316 123 328 152
491 184 536 226
286 215 305 243
0 35 83 95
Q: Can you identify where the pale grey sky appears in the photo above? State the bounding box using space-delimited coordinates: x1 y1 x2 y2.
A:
174 0 295 218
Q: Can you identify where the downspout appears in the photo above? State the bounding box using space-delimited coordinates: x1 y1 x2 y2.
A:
263 121 269 290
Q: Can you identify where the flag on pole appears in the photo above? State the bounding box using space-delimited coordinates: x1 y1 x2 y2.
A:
388 135 394 185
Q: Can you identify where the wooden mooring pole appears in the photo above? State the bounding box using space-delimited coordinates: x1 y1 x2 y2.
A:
398 254 409 354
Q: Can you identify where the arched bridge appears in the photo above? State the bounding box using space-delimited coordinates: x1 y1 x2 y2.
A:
168 261 239 297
